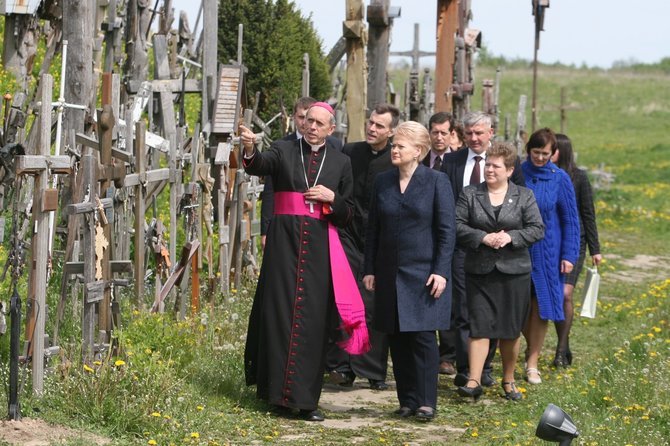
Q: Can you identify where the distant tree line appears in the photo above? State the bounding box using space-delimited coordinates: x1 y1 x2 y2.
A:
477 44 670 73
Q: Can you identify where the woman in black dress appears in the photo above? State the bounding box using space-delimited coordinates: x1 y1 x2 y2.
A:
455 143 544 400
551 134 603 367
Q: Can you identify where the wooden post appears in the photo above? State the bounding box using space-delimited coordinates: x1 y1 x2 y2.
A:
2 14 39 91
62 0 93 137
201 0 218 128
133 120 146 303
124 0 151 105
560 86 567 133
32 75 50 394
64 154 104 360
366 0 391 110
531 0 550 132
515 95 528 156
301 53 310 97
434 0 458 113
152 34 180 270
97 74 116 342
344 0 367 141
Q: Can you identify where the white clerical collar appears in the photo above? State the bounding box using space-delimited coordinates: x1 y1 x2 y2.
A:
301 137 324 152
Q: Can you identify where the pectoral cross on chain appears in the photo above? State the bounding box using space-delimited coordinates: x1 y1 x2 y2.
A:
305 199 316 213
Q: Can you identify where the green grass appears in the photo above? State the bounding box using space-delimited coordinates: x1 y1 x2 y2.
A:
1 63 670 445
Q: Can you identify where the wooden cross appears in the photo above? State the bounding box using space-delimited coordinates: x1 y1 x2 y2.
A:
64 154 113 360
14 74 71 394
123 119 170 305
154 34 182 267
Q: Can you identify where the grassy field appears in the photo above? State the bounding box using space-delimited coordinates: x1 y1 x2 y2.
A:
1 63 669 445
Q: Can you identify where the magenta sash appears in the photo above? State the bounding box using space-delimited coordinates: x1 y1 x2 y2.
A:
274 192 370 355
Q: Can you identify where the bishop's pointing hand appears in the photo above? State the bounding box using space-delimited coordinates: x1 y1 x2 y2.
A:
239 124 257 156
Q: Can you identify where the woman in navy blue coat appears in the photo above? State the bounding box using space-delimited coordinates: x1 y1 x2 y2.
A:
521 128 580 386
363 121 456 421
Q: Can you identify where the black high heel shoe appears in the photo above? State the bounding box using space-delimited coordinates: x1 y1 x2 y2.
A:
457 379 483 401
502 381 522 401
566 349 573 365
553 350 569 368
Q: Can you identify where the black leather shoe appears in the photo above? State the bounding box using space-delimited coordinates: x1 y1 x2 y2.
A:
415 407 435 421
369 379 389 390
393 407 415 418
481 372 496 387
453 373 469 387
329 370 355 387
300 409 325 422
457 379 483 401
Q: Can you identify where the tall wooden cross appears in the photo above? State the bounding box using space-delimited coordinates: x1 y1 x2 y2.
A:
14 74 71 394
123 119 170 305
64 153 113 360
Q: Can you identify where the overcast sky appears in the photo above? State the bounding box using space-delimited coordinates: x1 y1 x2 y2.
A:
172 0 669 69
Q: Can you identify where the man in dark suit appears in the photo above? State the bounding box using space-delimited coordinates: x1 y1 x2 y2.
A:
326 103 400 391
259 97 343 248
441 111 525 388
424 112 459 376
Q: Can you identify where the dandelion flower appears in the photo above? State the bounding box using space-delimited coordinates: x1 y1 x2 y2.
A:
83 364 94 373
191 432 200 439
471 432 479 437
151 412 161 417
115 359 126 367
197 405 204 411
148 440 157 445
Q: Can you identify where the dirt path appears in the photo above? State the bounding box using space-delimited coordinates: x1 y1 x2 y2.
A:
0 418 110 446
314 381 466 444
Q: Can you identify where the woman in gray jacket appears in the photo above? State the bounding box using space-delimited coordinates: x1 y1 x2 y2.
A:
455 142 544 401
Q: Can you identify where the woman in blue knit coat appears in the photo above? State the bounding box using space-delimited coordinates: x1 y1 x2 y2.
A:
521 128 580 385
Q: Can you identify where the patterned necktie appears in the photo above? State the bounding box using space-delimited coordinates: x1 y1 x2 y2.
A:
469 155 482 185
432 156 442 170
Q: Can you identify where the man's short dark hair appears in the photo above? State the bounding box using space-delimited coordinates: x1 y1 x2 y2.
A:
294 97 316 113
372 103 401 129
428 112 454 132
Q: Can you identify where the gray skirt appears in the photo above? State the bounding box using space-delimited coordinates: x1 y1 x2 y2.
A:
466 269 531 339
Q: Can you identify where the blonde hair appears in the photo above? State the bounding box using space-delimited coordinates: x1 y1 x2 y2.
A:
394 121 431 160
